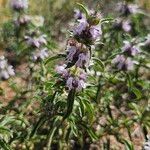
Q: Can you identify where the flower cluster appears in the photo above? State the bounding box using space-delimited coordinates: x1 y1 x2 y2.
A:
55 8 101 91
11 0 28 11
73 10 102 45
122 41 140 56
14 15 31 27
11 0 31 29
56 65 87 91
0 56 15 80
113 2 139 33
10 0 49 63
66 39 90 68
113 18 132 33
25 32 49 62
117 2 139 16
112 41 139 71
32 48 49 61
24 26 50 62
25 34 47 48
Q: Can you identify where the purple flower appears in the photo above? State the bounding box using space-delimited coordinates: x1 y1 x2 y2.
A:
125 58 134 70
74 9 84 20
0 70 10 79
56 65 87 91
25 36 38 47
75 52 90 68
112 55 134 71
7 66 15 76
15 15 31 27
38 35 47 45
32 48 49 61
122 20 131 32
66 46 77 62
117 3 139 16
122 41 139 56
0 56 15 80
0 56 7 69
73 19 88 35
25 34 47 48
55 64 68 78
76 79 86 91
66 77 74 90
73 10 101 44
89 25 102 41
128 4 139 14
66 73 87 91
11 0 28 11
113 18 131 32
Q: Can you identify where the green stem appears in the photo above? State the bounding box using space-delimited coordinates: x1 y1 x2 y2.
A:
95 77 102 103
46 89 76 149
107 105 113 120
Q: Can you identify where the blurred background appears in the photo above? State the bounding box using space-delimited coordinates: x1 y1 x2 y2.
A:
0 0 150 48
0 0 150 25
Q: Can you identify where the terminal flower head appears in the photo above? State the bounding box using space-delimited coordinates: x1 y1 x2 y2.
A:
11 0 28 11
112 55 134 71
122 41 139 56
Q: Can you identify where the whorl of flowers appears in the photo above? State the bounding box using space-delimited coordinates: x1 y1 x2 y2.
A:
0 56 15 80
14 15 31 27
24 32 49 62
55 7 101 91
113 18 132 33
112 41 139 71
113 2 140 33
72 10 102 45
56 65 87 91
25 34 47 48
11 0 28 11
117 2 139 16
122 41 140 56
32 48 49 61
11 0 30 29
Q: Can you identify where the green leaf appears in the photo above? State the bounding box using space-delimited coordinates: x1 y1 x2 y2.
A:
129 103 141 116
123 139 134 150
76 3 89 18
87 128 98 141
30 115 47 138
131 87 142 100
63 89 76 120
81 123 98 141
44 54 66 65
79 99 85 117
0 126 12 135
101 18 114 24
126 73 133 88
83 100 94 123
0 139 11 150
92 57 105 72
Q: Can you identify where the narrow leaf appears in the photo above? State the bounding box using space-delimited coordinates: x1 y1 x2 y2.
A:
63 89 76 120
44 54 66 65
76 3 89 18
92 57 105 71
